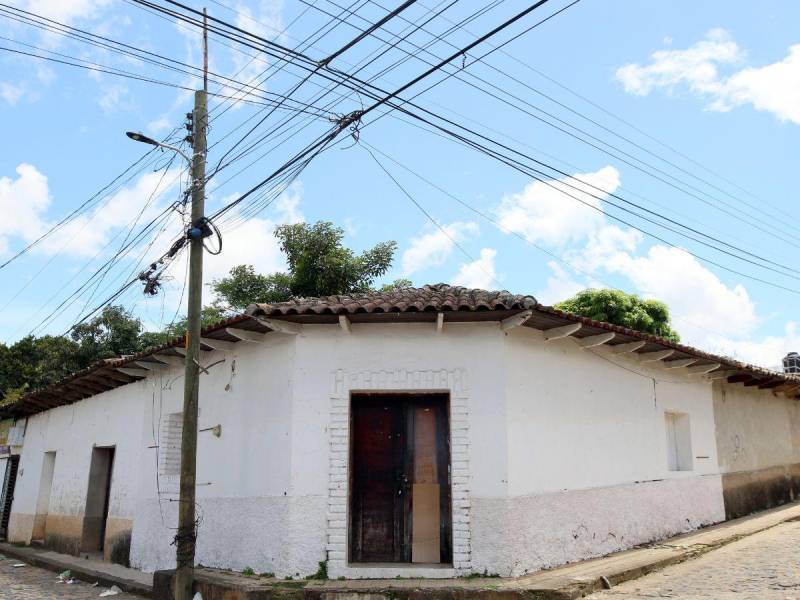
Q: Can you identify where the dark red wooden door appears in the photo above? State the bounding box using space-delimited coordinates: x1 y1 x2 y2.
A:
349 395 452 564
350 398 406 562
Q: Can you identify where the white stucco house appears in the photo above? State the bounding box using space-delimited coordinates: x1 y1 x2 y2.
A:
2 284 799 578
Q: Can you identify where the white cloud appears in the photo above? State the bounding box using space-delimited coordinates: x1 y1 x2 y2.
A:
274 182 304 224
204 216 286 286
496 166 620 247
401 221 478 275
535 261 586 305
451 248 497 290
617 29 800 124
0 164 50 249
493 167 799 368
18 0 112 25
616 29 742 96
0 82 25 106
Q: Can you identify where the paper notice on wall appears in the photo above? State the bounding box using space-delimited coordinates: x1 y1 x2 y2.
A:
411 483 440 563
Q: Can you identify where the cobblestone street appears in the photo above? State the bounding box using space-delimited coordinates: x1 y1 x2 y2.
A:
0 553 146 600
588 520 800 599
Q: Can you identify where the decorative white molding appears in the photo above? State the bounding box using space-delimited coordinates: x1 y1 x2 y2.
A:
327 368 471 578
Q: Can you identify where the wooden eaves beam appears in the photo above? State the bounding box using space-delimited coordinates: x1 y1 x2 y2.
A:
663 358 698 369
638 349 675 363
610 341 646 354
687 362 722 375
543 323 582 341
758 379 784 390
576 332 616 348
254 317 302 335
225 327 266 342
727 373 752 384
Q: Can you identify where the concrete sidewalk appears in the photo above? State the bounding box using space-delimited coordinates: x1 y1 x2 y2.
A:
5 500 800 600
0 542 152 596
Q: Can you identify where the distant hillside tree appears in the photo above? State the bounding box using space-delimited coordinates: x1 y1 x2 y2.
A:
555 289 680 342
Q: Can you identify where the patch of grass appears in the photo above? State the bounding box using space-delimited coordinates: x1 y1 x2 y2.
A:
242 567 255 576
260 572 275 578
306 560 328 580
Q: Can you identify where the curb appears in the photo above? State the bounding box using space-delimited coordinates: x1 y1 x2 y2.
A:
0 542 152 597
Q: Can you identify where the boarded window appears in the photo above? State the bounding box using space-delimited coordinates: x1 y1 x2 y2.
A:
159 412 183 476
665 412 692 471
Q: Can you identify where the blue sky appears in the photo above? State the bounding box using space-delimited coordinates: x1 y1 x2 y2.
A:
1 0 799 368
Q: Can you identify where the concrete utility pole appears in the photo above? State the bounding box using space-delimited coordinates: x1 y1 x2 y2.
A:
174 9 208 600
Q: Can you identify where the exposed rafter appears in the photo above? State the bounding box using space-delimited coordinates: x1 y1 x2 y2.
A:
543 323 582 341
255 317 302 335
201 337 238 351
501 310 532 331
663 358 698 369
339 315 352 334
638 349 675 363
687 363 722 375
116 367 148 378
575 332 615 348
225 327 266 342
610 341 646 354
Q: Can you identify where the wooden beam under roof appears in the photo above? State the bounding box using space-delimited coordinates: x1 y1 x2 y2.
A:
687 362 722 375
663 358 698 369
758 380 784 390
543 323 582 341
610 341 646 354
576 332 615 348
116 367 149 378
255 317 302 335
500 310 532 331
200 337 238 351
339 315 352 334
638 349 675 363
727 373 752 384
225 327 266 342
744 378 771 387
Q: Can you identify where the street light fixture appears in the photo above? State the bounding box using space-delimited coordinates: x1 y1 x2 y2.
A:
125 130 191 164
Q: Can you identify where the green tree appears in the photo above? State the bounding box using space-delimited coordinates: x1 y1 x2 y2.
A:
555 289 680 342
211 265 293 311
211 221 397 310
0 334 81 397
69 305 145 365
139 305 228 349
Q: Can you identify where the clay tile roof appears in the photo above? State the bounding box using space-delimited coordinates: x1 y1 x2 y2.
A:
245 283 538 317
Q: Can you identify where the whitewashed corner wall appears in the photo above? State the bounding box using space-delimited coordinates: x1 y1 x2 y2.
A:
8 320 735 579
467 326 726 576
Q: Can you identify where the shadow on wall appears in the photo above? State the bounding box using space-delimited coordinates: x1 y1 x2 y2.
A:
722 464 800 519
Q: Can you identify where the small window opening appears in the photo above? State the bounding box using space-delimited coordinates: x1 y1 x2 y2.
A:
665 412 692 471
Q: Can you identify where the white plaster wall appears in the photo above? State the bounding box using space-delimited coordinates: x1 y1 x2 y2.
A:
713 382 800 474
479 326 726 576
9 320 734 579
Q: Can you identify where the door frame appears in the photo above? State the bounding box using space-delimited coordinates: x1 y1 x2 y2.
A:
347 392 452 565
325 367 472 579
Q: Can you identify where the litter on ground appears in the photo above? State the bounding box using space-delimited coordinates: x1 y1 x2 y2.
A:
99 584 122 597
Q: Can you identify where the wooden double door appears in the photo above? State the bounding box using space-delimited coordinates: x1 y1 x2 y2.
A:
349 394 451 564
